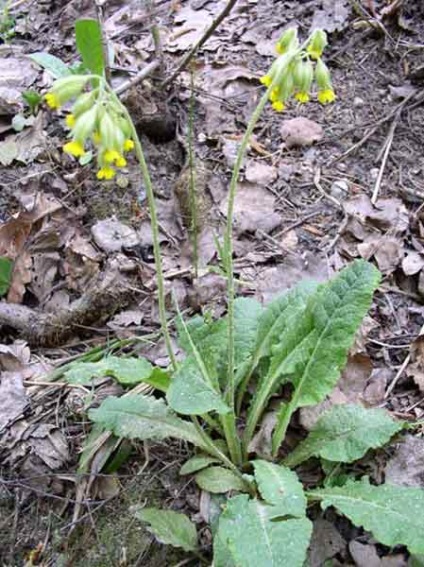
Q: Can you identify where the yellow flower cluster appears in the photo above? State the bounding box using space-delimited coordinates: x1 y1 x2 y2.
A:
44 75 134 181
260 28 336 112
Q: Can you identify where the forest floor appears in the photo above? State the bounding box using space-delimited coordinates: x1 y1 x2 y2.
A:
1 0 424 565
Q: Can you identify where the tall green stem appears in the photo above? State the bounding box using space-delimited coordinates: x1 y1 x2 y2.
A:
219 90 269 465
111 91 177 371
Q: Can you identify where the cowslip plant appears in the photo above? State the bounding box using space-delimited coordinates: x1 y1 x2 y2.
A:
56 23 424 566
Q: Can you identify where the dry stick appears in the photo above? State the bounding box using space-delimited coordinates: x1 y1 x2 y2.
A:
114 60 160 96
330 90 416 164
161 0 238 89
371 113 400 204
385 321 424 399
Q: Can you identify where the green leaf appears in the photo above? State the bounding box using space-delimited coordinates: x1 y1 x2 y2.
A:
233 297 263 372
167 313 229 415
195 466 246 494
270 260 380 453
133 507 197 552
89 394 209 452
64 355 153 386
253 461 306 517
75 19 105 76
309 478 424 554
0 257 13 296
29 52 71 78
180 455 220 475
285 405 404 467
214 494 312 567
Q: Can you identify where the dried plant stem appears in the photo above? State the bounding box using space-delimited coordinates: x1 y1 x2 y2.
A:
188 68 199 277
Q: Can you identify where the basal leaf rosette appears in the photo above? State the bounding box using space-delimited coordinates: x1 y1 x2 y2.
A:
44 75 135 180
260 28 336 112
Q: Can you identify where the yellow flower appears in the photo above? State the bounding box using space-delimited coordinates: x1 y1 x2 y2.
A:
45 92 60 109
307 30 327 60
275 28 298 55
97 166 116 180
295 92 310 103
103 149 127 167
65 114 76 128
123 139 134 152
269 88 280 102
63 140 85 157
92 131 101 145
272 101 285 112
260 75 272 87
318 89 336 104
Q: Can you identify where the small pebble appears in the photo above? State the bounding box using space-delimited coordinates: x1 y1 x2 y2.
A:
353 96 365 107
330 179 349 201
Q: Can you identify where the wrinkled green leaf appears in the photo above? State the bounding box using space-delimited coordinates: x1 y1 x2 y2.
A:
214 494 312 567
133 507 197 552
285 405 404 467
271 260 380 453
237 282 317 384
168 297 262 415
180 455 220 476
29 52 71 78
0 257 13 296
195 466 246 494
75 19 105 76
64 355 153 386
89 394 208 452
253 461 306 517
309 478 424 554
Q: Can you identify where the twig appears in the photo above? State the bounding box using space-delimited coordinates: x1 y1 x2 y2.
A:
313 168 342 208
161 0 238 89
330 90 416 164
371 113 399 204
114 60 160 96
385 322 424 398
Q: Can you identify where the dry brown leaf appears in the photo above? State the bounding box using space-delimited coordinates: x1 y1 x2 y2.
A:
0 371 29 430
245 160 277 186
402 251 424 276
349 541 381 567
0 56 38 115
91 218 140 253
344 195 409 235
220 181 281 235
7 251 32 304
372 237 404 274
280 117 323 148
407 335 424 392
385 435 424 488
108 310 144 328
309 519 346 567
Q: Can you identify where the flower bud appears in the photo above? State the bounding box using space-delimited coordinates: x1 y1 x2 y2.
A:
293 59 313 92
72 105 98 143
315 58 332 90
99 112 124 152
307 29 327 60
50 75 90 105
72 90 98 118
276 28 299 55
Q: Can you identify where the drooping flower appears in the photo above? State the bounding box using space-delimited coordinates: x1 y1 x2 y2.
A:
103 149 127 168
276 28 299 55
65 114 76 128
45 92 60 110
307 29 327 60
315 58 336 105
123 139 134 152
97 166 116 180
293 58 313 104
63 140 85 157
318 89 336 104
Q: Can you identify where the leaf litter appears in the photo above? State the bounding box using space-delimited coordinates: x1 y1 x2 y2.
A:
2 0 424 564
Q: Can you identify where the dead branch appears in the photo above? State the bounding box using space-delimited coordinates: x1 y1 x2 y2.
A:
0 267 132 346
161 0 238 89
